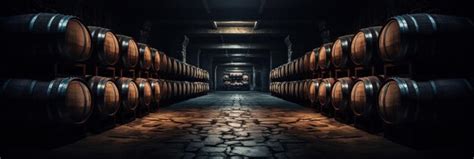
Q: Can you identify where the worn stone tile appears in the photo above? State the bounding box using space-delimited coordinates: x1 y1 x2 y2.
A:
241 140 257 146
231 146 272 157
200 147 227 153
204 137 224 146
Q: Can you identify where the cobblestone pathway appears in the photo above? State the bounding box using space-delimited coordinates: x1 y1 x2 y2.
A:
43 91 423 159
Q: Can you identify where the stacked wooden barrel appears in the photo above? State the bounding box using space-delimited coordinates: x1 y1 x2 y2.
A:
0 13 210 142
270 13 473 148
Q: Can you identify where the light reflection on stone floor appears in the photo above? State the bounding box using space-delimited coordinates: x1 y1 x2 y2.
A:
41 91 445 159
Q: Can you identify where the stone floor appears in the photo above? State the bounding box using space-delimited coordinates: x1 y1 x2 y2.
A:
36 91 455 159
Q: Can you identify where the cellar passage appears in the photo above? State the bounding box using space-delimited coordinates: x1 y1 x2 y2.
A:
0 1 472 159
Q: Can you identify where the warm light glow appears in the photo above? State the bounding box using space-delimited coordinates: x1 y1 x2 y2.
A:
214 21 257 27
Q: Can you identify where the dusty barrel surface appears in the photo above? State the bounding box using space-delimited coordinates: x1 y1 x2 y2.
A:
88 26 120 66
0 13 92 63
116 35 139 68
378 78 474 125
115 77 139 112
331 35 354 68
87 76 120 117
318 43 334 70
350 76 383 118
351 26 382 66
0 78 93 125
137 43 152 70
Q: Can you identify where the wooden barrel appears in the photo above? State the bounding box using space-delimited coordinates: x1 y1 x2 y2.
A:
159 80 168 101
277 67 282 79
350 76 383 118
331 77 355 122
318 78 336 110
184 64 190 78
179 81 185 97
294 81 300 99
287 82 294 98
134 78 152 113
275 67 280 80
281 82 288 96
378 78 473 125
291 81 298 99
183 63 189 78
331 77 354 111
171 59 179 75
278 82 283 95
309 78 322 106
350 26 382 66
379 14 473 63
298 80 305 100
331 34 354 68
190 82 195 96
137 43 152 70
87 76 120 117
159 52 168 74
289 61 295 77
115 78 139 113
150 48 161 72
197 68 202 80
299 58 304 75
178 61 183 77
116 35 139 68
318 43 333 70
273 82 278 95
0 13 92 62
0 78 92 125
192 66 198 80
310 48 318 71
301 52 309 74
174 81 180 98
177 61 183 77
88 26 119 66
295 58 302 76
148 79 161 109
186 82 192 97
166 81 173 99
199 68 203 80
302 79 312 101
187 65 193 79
167 56 174 75
270 70 275 81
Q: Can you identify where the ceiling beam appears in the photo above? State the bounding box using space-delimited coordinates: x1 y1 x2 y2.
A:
191 43 285 50
218 62 254 66
184 27 289 35
208 53 268 58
